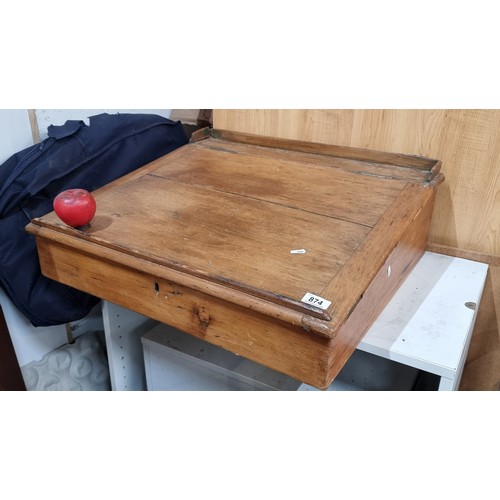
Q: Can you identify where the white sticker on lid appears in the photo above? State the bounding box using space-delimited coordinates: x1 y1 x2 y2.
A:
301 292 332 310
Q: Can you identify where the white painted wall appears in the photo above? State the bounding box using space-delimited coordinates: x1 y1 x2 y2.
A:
0 109 33 163
35 109 172 140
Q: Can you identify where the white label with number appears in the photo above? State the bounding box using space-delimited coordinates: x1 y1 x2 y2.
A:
301 292 332 310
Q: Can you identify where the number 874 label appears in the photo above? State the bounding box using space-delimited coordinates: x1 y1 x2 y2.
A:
301 292 332 311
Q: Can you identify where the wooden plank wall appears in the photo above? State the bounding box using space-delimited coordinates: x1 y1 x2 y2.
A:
213 109 500 390
214 110 499 255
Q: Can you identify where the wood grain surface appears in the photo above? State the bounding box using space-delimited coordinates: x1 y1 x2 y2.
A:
27 131 441 388
213 110 500 256
214 110 499 390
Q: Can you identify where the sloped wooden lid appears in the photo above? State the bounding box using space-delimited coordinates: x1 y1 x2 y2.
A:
27 129 442 334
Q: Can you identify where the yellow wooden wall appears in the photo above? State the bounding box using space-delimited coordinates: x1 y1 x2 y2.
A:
213 109 500 389
213 109 500 257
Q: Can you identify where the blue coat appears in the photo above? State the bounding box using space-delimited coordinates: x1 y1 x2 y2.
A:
0 113 188 326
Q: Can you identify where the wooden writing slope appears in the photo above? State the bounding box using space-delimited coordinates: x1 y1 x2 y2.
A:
26 129 444 389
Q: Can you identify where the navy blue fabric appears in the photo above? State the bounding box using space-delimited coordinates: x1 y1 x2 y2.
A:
0 113 188 326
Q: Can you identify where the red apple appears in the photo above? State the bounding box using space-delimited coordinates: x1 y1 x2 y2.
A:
53 189 96 229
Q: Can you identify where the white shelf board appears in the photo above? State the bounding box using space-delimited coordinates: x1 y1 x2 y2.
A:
358 251 488 379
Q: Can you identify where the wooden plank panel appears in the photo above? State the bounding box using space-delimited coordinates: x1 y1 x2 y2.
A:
327 191 435 382
206 129 440 171
213 110 357 146
213 109 500 256
40 172 370 305
195 137 438 182
321 182 437 328
32 237 333 388
157 140 407 227
213 110 499 391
